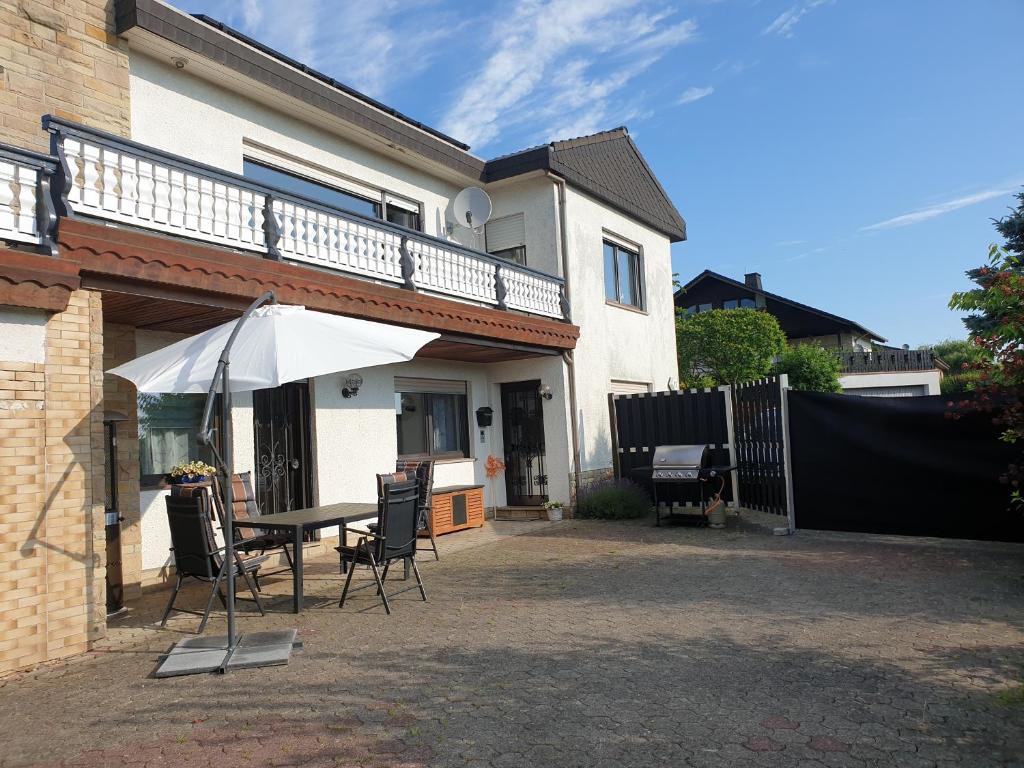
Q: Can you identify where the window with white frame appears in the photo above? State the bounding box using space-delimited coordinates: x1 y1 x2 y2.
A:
603 239 644 308
395 378 470 459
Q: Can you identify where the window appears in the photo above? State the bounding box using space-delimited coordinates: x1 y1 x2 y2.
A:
243 159 422 231
740 297 756 308
486 214 526 266
490 246 526 265
603 240 643 308
395 378 469 459
385 204 421 231
138 393 214 485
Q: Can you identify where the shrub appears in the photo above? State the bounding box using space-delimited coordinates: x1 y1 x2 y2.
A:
776 343 842 393
575 479 652 520
676 308 787 387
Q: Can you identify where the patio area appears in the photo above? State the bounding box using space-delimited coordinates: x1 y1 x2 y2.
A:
1 518 1022 768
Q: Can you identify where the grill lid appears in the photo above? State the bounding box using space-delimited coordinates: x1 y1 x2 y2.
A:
653 444 708 468
651 444 709 481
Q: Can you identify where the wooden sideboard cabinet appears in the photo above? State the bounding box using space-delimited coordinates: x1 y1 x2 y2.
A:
426 484 485 536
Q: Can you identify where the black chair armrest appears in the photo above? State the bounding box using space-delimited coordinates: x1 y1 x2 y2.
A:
340 526 383 539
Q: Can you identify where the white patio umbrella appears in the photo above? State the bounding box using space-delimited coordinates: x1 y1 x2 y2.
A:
109 302 438 393
108 293 438 672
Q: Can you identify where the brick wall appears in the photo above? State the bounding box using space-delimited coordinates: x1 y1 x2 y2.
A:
0 289 105 675
0 0 130 150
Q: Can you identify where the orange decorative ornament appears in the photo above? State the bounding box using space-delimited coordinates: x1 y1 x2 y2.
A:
485 454 506 479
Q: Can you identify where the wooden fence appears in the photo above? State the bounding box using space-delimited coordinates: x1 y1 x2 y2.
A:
731 376 792 519
610 387 735 508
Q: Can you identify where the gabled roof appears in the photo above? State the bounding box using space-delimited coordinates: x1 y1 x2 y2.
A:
485 128 687 243
678 270 887 343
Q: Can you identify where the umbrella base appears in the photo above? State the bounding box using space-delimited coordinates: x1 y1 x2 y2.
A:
155 629 299 677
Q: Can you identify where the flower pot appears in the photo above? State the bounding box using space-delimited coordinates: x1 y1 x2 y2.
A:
546 507 563 522
173 474 207 485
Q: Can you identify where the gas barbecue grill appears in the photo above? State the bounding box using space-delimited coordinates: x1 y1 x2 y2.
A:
642 444 736 526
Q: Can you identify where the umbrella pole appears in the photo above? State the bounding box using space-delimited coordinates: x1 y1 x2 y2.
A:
198 291 276 668
222 362 235 652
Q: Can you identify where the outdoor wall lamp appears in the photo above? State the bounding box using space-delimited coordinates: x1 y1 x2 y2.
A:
341 373 363 398
538 383 553 401
667 376 679 392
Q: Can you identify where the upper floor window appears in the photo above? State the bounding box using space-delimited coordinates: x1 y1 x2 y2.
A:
604 240 644 309
242 159 422 231
685 303 712 315
486 213 526 266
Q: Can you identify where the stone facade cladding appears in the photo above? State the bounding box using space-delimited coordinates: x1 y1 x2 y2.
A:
0 0 130 152
0 0 128 674
0 289 106 675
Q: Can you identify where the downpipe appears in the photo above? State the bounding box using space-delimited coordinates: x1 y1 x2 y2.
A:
549 172 583 509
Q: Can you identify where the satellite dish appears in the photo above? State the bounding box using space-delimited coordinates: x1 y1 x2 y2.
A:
452 187 492 232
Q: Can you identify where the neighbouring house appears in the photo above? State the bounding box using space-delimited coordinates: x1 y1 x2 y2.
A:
676 271 946 396
0 0 684 672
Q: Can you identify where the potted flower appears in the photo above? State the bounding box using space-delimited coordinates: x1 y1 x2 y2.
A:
168 459 217 485
543 500 564 522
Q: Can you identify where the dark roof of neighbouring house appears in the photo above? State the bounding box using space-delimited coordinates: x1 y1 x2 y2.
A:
678 270 887 342
114 2 686 242
486 128 687 242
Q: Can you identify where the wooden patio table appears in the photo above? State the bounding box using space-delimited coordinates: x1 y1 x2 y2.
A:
233 502 377 614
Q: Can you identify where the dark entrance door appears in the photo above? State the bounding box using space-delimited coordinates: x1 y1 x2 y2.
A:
253 382 313 517
102 417 125 615
500 380 548 506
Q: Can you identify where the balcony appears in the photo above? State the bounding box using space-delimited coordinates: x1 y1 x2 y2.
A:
838 349 944 374
0 144 58 256
41 117 568 320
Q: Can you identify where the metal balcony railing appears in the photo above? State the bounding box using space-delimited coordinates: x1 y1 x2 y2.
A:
838 349 942 373
0 143 58 256
42 116 568 320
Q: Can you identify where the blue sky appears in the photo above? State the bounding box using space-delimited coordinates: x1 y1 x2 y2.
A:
172 0 1024 346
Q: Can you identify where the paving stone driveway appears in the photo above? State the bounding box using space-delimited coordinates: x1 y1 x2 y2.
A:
1 519 1022 767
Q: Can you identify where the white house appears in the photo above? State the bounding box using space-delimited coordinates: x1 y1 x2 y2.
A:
0 0 685 654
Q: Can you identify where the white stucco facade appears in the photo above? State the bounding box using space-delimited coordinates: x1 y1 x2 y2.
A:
0 308 46 364
120 43 678 577
561 186 678 472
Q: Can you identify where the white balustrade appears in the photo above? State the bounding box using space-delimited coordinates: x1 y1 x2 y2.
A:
0 158 42 245
504 268 564 318
48 124 567 320
408 239 498 305
272 199 404 284
61 136 266 253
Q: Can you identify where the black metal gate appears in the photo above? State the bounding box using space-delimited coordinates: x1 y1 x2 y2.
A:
732 377 789 516
253 382 313 516
501 380 548 506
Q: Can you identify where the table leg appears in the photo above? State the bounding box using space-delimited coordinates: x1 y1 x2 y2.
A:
293 525 303 614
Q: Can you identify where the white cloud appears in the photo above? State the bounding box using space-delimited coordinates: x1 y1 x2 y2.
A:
677 85 714 105
862 183 1023 231
439 0 698 151
222 0 462 99
240 0 262 28
762 0 831 38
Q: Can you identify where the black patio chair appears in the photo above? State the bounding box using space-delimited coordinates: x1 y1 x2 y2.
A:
160 492 267 633
336 476 426 614
395 458 440 561
211 471 295 579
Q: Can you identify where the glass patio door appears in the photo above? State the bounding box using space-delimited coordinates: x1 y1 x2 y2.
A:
252 382 313 516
